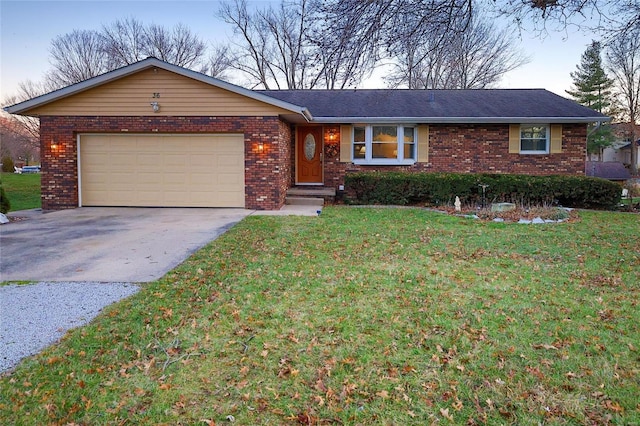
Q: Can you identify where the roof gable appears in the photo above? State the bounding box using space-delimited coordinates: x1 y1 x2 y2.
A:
5 57 311 119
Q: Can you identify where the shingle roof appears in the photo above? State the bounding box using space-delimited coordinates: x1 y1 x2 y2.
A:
585 161 631 180
259 89 608 124
3 57 608 125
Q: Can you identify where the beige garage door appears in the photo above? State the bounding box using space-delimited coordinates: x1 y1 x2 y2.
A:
79 134 245 207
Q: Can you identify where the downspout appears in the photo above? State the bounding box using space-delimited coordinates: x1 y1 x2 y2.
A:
587 120 605 138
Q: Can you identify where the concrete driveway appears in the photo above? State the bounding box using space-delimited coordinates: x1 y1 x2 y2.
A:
0 208 253 282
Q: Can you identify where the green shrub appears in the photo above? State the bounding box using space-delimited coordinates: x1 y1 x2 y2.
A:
1 156 15 173
0 179 10 214
345 172 621 209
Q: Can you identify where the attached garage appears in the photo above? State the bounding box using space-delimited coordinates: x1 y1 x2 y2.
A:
79 134 245 208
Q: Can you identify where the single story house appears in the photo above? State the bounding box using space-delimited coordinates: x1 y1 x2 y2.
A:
594 123 640 168
4 57 609 211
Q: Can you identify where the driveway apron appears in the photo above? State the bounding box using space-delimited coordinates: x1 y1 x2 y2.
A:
0 207 252 282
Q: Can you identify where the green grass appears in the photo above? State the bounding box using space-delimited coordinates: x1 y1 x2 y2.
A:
0 172 41 211
1 207 638 424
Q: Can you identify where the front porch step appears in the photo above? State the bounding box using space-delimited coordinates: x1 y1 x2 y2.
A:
285 196 325 206
285 187 336 206
286 187 336 197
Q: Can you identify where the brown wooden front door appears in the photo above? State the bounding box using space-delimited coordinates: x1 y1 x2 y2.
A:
297 126 323 184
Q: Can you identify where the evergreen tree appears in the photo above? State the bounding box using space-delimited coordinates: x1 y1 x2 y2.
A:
566 41 615 113
566 41 616 159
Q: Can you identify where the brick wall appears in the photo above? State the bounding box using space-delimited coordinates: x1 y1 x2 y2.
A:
40 118 586 211
323 123 587 191
40 116 290 210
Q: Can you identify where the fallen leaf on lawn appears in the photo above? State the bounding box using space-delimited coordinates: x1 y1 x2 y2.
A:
440 407 453 421
376 390 390 399
532 343 558 350
159 383 172 390
604 400 624 413
46 356 63 365
200 419 216 425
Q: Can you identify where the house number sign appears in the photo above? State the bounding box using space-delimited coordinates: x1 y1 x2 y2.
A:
152 93 161 98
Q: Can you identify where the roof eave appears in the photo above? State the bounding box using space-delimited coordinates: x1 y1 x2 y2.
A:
311 116 611 124
3 58 310 119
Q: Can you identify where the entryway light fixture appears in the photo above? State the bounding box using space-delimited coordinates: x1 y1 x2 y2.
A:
50 139 59 151
328 129 336 141
257 142 265 153
150 102 160 113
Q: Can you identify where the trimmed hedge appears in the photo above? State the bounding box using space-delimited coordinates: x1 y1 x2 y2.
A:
345 172 621 209
0 179 10 214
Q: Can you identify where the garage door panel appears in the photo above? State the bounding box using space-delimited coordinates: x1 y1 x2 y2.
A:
80 134 245 207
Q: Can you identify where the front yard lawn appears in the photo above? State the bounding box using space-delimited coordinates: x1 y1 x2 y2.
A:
0 172 41 211
1 207 638 424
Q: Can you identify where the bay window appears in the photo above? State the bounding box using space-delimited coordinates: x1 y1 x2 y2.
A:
352 124 417 164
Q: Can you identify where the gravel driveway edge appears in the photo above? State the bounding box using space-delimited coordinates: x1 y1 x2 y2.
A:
0 281 140 373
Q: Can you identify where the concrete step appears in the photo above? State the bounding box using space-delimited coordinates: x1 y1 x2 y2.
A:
286 187 336 197
285 196 325 206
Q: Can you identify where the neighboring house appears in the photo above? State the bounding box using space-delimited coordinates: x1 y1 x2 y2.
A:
595 123 640 167
4 57 608 211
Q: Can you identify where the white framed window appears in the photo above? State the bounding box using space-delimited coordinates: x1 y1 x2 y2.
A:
520 124 549 154
352 124 417 165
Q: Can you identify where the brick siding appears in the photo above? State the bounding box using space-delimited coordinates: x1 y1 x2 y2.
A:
40 116 290 210
322 123 587 191
40 118 587 211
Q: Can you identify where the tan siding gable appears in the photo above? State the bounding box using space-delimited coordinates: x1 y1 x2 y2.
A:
26 68 290 117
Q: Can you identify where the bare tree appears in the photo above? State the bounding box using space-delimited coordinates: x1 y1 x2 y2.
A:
607 28 640 174
219 0 322 89
317 1 639 54
144 23 206 68
219 0 376 89
219 0 280 88
47 30 110 87
307 0 378 89
386 11 527 89
1 79 57 148
201 44 234 79
101 17 147 67
45 20 211 88
493 0 640 38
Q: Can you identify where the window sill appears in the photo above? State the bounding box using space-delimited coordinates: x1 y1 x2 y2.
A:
519 151 550 155
353 159 417 166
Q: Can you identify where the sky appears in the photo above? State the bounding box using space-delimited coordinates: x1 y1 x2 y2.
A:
0 0 598 102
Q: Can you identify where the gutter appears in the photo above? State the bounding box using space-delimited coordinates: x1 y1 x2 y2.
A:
311 116 611 124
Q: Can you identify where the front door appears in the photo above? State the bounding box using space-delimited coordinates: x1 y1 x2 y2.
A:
297 126 323 184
